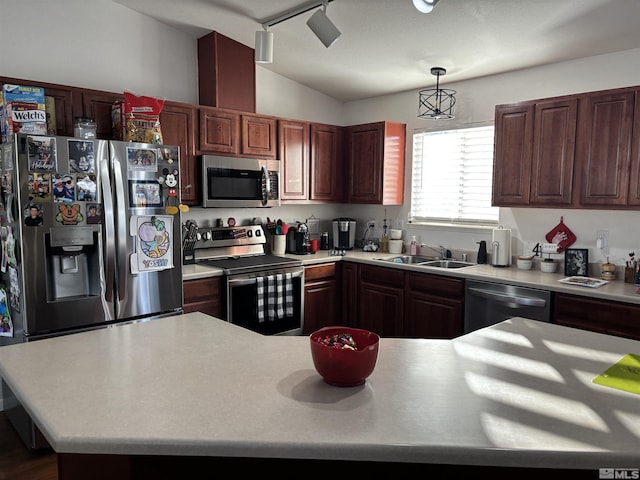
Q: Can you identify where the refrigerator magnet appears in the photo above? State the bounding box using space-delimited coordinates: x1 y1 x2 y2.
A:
27 136 57 172
68 139 95 174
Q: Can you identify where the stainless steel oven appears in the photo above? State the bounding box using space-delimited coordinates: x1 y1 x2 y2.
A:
186 223 304 335
226 265 304 335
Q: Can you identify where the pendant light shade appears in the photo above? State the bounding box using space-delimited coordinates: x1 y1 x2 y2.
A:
255 29 274 63
418 67 456 120
306 5 341 48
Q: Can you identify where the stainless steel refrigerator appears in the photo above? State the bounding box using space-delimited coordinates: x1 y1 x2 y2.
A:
0 133 183 447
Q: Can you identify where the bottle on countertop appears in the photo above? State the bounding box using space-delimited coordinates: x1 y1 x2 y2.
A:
410 236 418 256
380 216 389 253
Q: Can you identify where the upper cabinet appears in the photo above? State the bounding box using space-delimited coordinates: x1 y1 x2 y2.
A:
197 31 256 113
574 90 634 207
242 114 277 158
493 98 577 206
345 121 406 205
493 86 640 210
279 120 344 203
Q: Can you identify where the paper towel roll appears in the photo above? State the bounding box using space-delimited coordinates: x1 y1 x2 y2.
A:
491 227 511 266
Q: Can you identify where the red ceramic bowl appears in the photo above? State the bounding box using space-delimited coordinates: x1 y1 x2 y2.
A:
310 326 380 387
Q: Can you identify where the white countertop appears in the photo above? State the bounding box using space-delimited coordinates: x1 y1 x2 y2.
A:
183 250 640 305
1 313 639 469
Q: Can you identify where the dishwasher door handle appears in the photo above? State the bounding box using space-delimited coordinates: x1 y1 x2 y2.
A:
467 287 547 308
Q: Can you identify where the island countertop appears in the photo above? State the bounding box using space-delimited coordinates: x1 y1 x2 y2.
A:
0 313 639 472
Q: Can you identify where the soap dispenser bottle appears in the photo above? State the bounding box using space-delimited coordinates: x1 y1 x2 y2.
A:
410 236 418 256
476 240 488 264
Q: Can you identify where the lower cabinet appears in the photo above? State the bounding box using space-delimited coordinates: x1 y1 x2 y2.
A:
404 272 464 339
183 277 222 318
303 263 341 334
553 293 640 341
358 265 404 336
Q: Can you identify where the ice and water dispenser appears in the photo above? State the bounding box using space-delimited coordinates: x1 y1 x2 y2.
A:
45 227 100 300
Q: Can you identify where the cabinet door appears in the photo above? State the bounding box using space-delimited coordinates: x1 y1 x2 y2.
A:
43 86 75 137
358 265 404 336
575 91 634 207
627 90 640 205
241 114 276 158
404 272 464 339
160 102 198 205
492 103 534 206
554 293 640 341
530 98 577 206
279 120 310 200
183 277 222 318
81 91 124 139
199 107 240 154
346 122 383 203
310 123 344 202
304 263 340 334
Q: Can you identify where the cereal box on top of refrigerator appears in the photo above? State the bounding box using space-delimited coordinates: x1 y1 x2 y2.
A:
1 84 47 143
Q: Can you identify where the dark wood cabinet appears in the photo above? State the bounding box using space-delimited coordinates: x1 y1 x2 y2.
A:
310 123 344 202
574 90 635 207
554 293 640 341
81 91 123 139
492 103 533 206
345 121 406 205
198 106 240 154
160 102 198 205
197 31 256 113
279 119 310 200
241 114 276 158
629 92 640 205
183 277 222 318
404 272 464 339
303 263 341 334
357 265 404 336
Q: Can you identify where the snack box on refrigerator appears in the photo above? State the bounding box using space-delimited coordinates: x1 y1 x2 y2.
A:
1 84 47 142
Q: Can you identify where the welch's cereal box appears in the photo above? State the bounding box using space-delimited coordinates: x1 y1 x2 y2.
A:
1 84 47 143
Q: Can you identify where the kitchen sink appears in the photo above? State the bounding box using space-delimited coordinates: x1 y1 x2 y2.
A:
377 255 435 264
422 260 476 269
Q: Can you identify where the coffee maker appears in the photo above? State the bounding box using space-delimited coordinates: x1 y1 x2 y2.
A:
294 222 311 254
332 218 356 250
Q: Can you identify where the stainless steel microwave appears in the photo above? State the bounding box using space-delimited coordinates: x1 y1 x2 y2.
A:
201 155 280 208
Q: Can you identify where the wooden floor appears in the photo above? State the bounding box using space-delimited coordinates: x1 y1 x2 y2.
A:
0 411 57 480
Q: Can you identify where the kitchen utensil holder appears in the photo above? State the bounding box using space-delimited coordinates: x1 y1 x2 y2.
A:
625 267 636 284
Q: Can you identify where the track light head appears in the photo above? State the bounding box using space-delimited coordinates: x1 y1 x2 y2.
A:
255 29 274 63
413 0 440 14
306 4 341 48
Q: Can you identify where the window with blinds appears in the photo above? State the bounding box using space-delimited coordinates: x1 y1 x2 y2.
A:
410 125 498 225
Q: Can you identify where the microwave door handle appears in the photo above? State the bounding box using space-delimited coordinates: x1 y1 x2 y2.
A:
261 164 270 206
100 154 115 303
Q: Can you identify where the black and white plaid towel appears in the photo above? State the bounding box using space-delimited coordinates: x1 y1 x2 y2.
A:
256 273 294 322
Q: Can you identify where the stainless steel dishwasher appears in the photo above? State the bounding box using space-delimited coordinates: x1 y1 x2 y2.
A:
464 280 551 333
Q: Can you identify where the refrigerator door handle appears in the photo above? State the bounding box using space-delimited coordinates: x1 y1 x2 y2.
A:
100 153 116 302
112 159 128 302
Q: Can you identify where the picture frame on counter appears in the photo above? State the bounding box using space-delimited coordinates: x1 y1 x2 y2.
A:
564 248 589 277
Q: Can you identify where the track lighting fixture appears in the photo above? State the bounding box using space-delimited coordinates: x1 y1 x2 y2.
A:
412 0 440 14
255 0 340 64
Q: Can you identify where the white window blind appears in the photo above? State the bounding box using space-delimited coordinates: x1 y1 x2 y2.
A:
410 125 498 224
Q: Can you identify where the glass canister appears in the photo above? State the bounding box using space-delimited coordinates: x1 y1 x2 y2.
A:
73 116 97 139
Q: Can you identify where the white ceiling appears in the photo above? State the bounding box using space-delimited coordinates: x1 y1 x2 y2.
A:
114 0 640 102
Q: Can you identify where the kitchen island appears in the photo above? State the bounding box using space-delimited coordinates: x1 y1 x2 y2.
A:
0 313 638 479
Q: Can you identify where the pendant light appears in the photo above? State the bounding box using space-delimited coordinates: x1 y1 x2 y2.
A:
418 67 456 120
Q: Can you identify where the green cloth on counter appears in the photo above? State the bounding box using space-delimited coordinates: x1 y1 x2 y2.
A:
593 353 640 395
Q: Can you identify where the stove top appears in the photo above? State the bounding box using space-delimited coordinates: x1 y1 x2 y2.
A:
201 254 302 275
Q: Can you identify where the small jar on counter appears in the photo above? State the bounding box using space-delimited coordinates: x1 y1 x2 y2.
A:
74 117 97 139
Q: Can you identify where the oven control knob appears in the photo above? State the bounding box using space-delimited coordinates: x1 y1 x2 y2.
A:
202 231 211 241
247 230 253 238
255 229 261 237
196 232 202 241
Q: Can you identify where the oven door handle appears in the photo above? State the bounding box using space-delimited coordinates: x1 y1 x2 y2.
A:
227 268 304 287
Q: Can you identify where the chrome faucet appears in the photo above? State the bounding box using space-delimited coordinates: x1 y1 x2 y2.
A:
421 244 449 259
